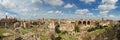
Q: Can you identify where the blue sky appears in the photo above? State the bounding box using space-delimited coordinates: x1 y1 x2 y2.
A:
0 0 120 20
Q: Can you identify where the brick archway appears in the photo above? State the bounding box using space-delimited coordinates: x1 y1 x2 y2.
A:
78 21 82 25
87 21 90 25
83 21 86 25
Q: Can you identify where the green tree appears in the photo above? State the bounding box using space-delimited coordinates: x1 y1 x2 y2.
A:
55 24 61 34
74 25 80 32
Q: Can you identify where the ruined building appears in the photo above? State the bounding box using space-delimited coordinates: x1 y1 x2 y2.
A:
0 16 18 28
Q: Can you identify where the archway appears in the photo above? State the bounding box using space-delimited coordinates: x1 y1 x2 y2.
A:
83 21 86 25
87 21 90 25
78 21 82 24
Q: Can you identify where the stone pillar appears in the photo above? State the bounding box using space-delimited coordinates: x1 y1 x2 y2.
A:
86 21 87 25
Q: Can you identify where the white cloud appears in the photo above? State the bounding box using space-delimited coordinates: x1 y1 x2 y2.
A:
98 0 118 11
43 0 64 6
20 8 29 12
47 11 54 13
74 9 102 20
80 0 95 4
98 4 117 11
0 0 16 8
31 0 42 4
109 15 115 17
0 12 5 18
47 10 63 15
0 11 18 19
108 15 120 20
64 4 75 8
102 0 118 4
33 8 40 11
100 11 109 15
98 0 118 15
55 11 63 14
75 9 89 14
0 0 43 20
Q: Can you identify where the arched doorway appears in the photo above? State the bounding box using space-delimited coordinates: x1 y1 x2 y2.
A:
87 21 90 25
83 21 86 25
78 21 82 25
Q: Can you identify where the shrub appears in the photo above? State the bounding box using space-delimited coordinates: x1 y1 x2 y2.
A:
87 27 96 32
62 31 68 34
74 26 80 32
55 24 61 34
55 36 62 40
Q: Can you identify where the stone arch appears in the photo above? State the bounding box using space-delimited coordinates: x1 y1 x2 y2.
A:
87 21 90 25
83 21 86 25
78 21 82 24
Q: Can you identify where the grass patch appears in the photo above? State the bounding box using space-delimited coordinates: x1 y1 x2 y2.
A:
40 36 49 40
0 29 9 34
20 29 32 34
90 29 105 36
63 36 75 40
105 27 113 31
68 36 75 40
